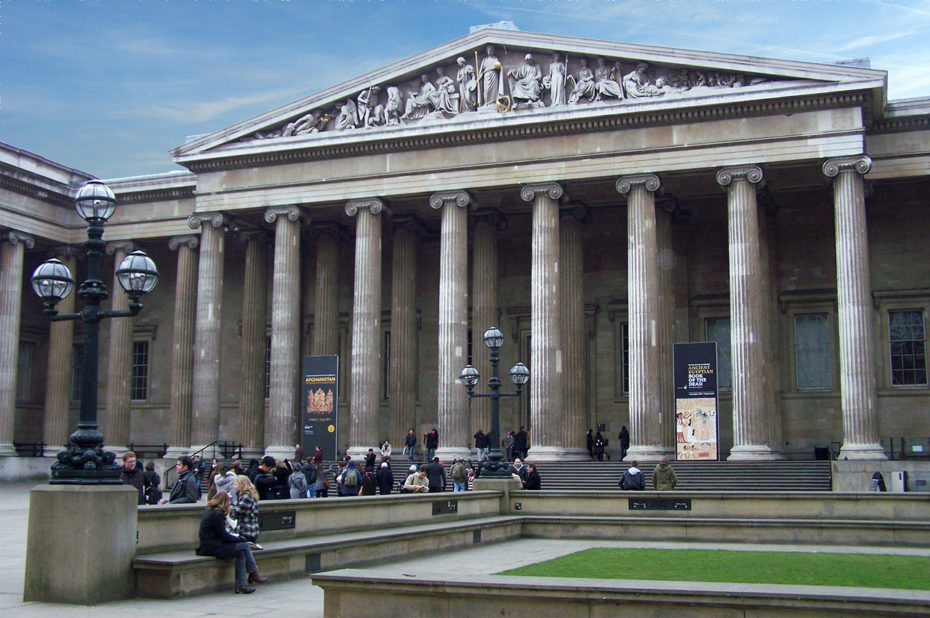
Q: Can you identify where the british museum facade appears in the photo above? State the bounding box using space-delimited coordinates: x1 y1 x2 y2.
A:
1 29 928 463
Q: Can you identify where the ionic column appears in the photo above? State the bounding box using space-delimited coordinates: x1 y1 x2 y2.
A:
520 183 564 460
823 156 885 459
264 207 306 460
238 232 268 456
559 205 590 460
471 211 503 438
312 227 343 357
103 241 136 450
165 235 199 460
431 190 472 459
0 230 35 456
717 165 777 460
757 196 785 459
617 175 665 461
188 213 227 451
345 198 385 457
656 199 677 455
389 218 420 439
42 248 78 454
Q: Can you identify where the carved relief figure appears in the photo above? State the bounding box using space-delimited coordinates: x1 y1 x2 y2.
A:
357 86 384 128
623 62 663 98
282 109 329 137
336 98 359 129
543 52 567 107
478 45 501 107
402 74 437 121
508 53 544 108
568 57 596 104
456 56 477 113
429 66 460 116
594 57 623 101
384 86 403 125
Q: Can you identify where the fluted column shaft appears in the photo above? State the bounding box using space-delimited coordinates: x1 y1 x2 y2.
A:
389 222 418 438
757 204 785 458
617 175 665 460
431 191 472 458
104 242 135 449
239 233 267 452
0 231 34 455
43 251 77 452
824 156 885 459
189 214 226 449
559 208 588 458
656 204 676 454
521 183 564 459
312 230 341 357
346 199 384 456
717 166 776 459
471 214 500 437
166 236 199 458
265 208 305 459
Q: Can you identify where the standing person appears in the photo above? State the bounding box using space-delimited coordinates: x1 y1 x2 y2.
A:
232 476 263 551
119 450 145 505
338 460 362 496
514 426 528 460
425 428 439 461
473 429 489 462
300 459 318 499
524 463 541 490
143 460 162 505
273 459 292 497
376 461 394 495
593 431 607 461
426 457 447 493
191 455 205 480
166 455 201 504
288 463 309 499
312 461 325 498
404 428 417 461
380 439 392 461
619 425 630 460
364 448 377 472
215 463 237 501
652 457 678 491
360 469 378 496
586 428 594 459
619 460 645 490
312 446 324 464
503 431 515 462
450 458 468 493
253 456 281 500
196 491 266 594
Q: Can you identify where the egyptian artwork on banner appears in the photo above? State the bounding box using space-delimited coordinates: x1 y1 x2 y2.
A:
673 342 719 461
302 355 339 461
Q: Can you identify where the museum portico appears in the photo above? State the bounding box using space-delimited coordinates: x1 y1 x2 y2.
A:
1 29 928 465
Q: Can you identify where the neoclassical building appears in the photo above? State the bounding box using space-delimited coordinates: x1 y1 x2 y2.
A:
1 30 928 464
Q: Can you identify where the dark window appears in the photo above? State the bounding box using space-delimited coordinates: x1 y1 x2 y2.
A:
889 310 926 386
794 313 832 390
383 330 391 400
704 317 732 390
621 322 630 395
130 340 149 401
16 341 35 402
264 335 272 400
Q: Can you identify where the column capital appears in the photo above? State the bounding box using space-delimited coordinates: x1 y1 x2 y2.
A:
470 208 508 231
822 155 872 179
716 165 764 188
310 221 349 242
345 198 389 217
168 235 200 251
264 206 309 225
429 190 474 210
1 230 35 249
49 245 80 260
187 212 226 230
560 203 591 223
105 241 136 256
386 215 428 238
520 182 564 203
234 229 270 246
615 174 661 195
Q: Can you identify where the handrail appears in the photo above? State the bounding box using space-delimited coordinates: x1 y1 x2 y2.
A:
13 441 46 457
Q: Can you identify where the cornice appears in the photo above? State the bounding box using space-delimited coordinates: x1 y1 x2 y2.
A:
870 114 930 135
115 185 196 205
0 169 74 208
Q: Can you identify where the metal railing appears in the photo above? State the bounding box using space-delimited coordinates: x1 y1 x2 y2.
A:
882 437 930 460
13 441 46 457
127 443 169 460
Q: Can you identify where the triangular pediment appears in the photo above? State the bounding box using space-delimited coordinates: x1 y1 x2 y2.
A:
172 29 886 166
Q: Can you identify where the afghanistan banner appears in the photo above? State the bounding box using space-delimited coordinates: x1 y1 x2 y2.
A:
673 342 719 461
301 355 339 461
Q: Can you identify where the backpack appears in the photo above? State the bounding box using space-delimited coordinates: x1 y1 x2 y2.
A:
303 464 317 485
289 471 308 492
343 469 358 487
451 462 466 481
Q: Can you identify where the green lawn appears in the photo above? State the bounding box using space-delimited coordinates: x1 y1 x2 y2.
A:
497 548 930 590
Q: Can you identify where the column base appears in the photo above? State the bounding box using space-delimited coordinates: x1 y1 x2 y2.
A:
163 446 191 461
238 447 266 461
625 445 668 463
264 445 297 462
837 442 887 460
727 444 786 461
0 442 16 457
346 446 370 462
524 446 590 462
43 445 66 458
435 447 473 462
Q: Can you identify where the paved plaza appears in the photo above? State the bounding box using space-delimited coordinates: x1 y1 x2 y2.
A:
4 480 930 616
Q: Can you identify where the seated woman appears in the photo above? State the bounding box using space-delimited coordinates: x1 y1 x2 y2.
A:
196 491 267 594
232 475 263 550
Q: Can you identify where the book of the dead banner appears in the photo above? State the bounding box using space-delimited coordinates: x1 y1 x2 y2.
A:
302 355 339 461
673 342 719 461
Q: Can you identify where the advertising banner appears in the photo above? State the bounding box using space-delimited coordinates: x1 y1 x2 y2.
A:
673 342 719 461
301 355 339 461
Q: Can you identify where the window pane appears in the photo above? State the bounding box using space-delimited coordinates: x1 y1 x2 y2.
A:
71 344 83 402
889 310 927 386
264 335 272 400
621 322 630 395
795 313 832 390
383 330 391 400
131 340 149 401
704 318 732 389
16 342 35 402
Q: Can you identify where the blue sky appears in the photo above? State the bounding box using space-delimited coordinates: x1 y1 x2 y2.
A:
3 0 929 179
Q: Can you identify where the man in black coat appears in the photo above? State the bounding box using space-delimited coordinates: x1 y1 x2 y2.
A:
167 455 201 504
427 457 447 493
376 461 394 495
119 450 146 505
474 429 489 461
513 426 528 460
524 463 541 490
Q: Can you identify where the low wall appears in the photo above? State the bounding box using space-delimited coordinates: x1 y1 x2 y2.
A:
0 456 51 481
833 460 930 492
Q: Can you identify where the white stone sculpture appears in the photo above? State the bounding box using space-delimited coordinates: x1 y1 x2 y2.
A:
543 52 567 107
336 98 359 129
623 62 663 98
402 74 437 121
478 45 501 107
456 57 477 113
594 57 623 100
508 53 545 108
568 57 596 104
384 86 403 125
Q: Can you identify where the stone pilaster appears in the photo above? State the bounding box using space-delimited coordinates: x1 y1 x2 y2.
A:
0 230 35 456
617 174 666 461
103 241 136 450
823 156 885 460
42 249 77 454
471 211 503 440
520 182 564 461
389 218 420 440
165 235 199 459
311 226 342 357
239 232 268 456
265 207 306 460
188 213 227 451
559 205 590 460
656 200 677 455
345 198 385 457
717 165 778 460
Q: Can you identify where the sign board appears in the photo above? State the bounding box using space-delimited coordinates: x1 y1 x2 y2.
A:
673 342 719 461
302 355 339 461
628 498 691 511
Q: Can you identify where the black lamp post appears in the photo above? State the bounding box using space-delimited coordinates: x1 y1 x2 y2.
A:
459 326 529 478
31 180 159 484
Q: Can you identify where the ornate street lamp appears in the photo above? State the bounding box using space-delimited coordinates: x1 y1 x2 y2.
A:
31 180 159 484
459 326 529 478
